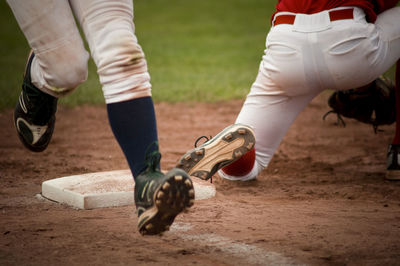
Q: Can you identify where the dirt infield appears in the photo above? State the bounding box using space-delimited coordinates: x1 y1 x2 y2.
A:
1 92 400 265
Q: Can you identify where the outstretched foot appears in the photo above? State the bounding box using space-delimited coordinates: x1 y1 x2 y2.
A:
135 145 195 235
176 124 255 182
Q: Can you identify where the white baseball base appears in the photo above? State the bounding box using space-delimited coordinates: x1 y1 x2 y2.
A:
41 170 216 209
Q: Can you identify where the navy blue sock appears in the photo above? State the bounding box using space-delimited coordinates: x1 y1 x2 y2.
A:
107 97 159 179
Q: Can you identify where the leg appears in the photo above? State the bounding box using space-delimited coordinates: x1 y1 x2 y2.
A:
386 60 400 180
176 92 316 182
372 7 400 77
219 92 317 180
179 21 319 181
7 0 89 96
69 0 194 234
228 6 399 179
392 61 400 145
7 0 89 151
70 0 154 177
322 7 400 179
380 7 400 151
219 23 319 180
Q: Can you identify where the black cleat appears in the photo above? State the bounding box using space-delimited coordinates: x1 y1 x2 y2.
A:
135 143 195 235
386 144 400 181
14 51 58 152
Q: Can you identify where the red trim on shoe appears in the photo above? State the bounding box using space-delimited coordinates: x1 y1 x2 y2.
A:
221 148 256 177
393 60 400 145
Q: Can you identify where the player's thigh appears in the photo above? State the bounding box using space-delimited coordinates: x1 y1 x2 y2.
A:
326 9 400 91
373 6 400 74
236 92 317 169
257 27 311 96
324 24 381 90
7 0 88 90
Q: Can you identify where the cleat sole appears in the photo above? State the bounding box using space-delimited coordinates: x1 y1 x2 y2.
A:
138 170 195 235
176 124 255 181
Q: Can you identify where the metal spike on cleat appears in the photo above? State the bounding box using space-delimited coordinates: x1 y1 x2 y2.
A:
162 182 170 190
234 150 243 157
188 199 194 207
145 224 153 230
238 129 246 134
184 179 192 187
195 150 204 155
247 142 254 149
188 189 195 198
225 133 232 140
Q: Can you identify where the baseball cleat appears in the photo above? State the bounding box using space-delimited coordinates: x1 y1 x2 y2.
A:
14 51 58 152
176 124 255 182
135 144 195 235
386 144 400 181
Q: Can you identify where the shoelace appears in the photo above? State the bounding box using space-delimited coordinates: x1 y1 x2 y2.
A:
194 135 212 148
23 81 57 124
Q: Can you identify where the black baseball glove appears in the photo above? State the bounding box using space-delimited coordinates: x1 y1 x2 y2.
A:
323 76 396 133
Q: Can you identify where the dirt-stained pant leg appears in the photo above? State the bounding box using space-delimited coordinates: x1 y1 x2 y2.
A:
235 7 400 179
70 0 152 104
6 0 89 97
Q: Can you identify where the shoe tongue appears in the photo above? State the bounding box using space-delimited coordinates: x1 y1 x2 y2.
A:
147 151 161 171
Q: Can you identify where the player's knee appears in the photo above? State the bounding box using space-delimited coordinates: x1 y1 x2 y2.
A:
98 29 148 80
53 57 88 94
46 51 89 96
97 29 151 103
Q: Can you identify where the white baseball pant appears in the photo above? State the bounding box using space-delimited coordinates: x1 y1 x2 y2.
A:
7 0 151 104
228 6 400 179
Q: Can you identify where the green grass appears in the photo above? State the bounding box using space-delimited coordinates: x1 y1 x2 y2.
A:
0 0 272 109
0 0 397 109
134 0 272 102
